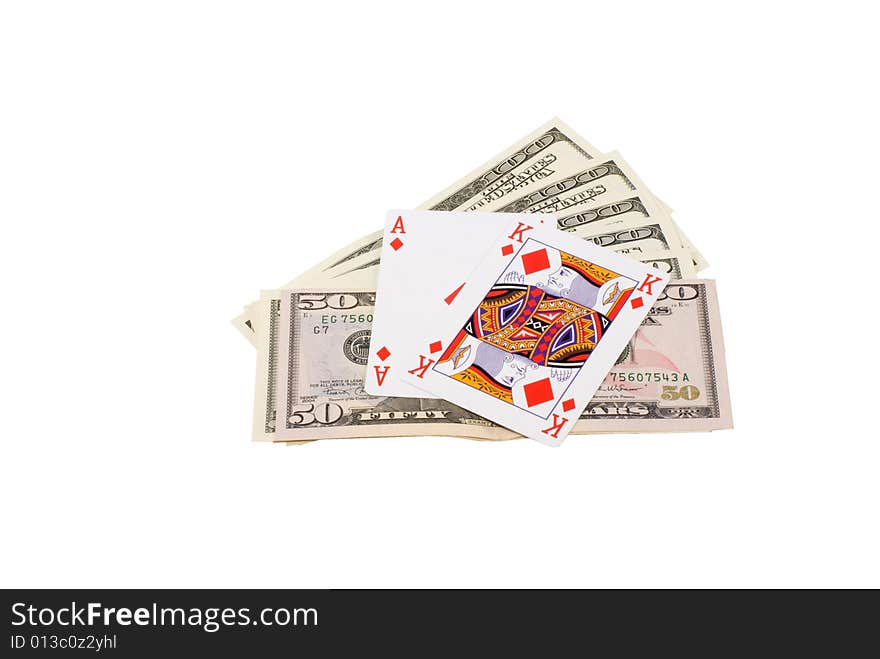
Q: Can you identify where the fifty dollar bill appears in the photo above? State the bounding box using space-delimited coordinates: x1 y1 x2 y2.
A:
259 275 728 442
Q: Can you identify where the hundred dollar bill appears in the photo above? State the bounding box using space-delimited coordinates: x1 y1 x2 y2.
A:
420 117 602 213
558 191 697 257
577 218 683 257
495 151 652 215
494 153 703 268
272 288 516 441
637 248 697 279
572 279 732 432
556 193 667 233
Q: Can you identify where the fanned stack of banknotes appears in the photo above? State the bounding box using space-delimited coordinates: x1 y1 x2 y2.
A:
235 118 733 446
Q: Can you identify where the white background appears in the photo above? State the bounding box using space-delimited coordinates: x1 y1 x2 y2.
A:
1 1 877 588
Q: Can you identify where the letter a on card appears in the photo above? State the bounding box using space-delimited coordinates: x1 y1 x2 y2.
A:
373 365 390 386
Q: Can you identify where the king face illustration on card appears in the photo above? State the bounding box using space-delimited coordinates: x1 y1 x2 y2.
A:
434 242 638 413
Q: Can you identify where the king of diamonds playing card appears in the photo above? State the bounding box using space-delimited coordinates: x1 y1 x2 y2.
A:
400 219 670 446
